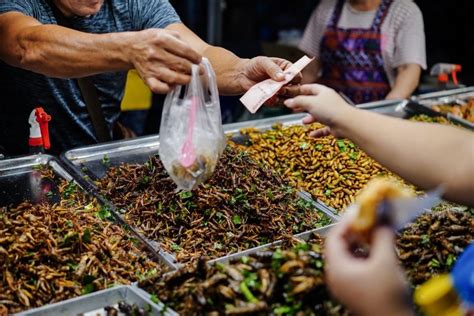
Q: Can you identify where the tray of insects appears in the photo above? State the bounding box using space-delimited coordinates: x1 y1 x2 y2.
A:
0 155 172 315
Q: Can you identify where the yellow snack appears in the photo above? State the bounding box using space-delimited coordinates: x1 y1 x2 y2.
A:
351 178 413 234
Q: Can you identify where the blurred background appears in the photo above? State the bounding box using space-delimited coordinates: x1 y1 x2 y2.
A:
130 0 474 134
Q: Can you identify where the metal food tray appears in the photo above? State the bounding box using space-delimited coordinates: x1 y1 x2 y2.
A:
0 155 175 315
224 113 307 134
62 132 338 267
355 99 409 118
15 285 176 316
224 99 409 136
225 104 466 215
135 224 336 316
225 115 345 217
409 87 474 129
1 154 176 269
209 223 337 265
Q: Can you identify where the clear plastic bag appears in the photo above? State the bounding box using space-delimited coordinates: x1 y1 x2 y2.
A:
159 58 226 191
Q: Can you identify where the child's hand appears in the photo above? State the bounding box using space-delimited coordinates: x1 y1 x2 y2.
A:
284 84 354 138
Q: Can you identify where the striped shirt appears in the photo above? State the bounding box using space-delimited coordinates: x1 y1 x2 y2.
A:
299 0 427 86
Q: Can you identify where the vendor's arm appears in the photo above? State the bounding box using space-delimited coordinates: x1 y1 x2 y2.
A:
0 11 292 95
385 63 421 99
285 85 474 206
386 2 426 99
0 12 201 93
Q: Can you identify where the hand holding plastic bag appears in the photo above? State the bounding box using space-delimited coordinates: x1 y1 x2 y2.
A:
159 58 225 191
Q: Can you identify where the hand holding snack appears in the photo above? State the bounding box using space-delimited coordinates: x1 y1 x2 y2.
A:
325 221 412 316
325 178 414 316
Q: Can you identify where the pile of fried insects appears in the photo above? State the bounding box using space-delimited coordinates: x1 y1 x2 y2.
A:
98 146 332 265
397 209 474 286
139 208 473 315
229 123 418 212
0 168 165 314
139 234 350 316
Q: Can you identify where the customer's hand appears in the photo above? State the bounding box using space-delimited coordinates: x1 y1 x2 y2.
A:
284 84 354 137
130 29 202 94
325 221 412 316
237 57 302 93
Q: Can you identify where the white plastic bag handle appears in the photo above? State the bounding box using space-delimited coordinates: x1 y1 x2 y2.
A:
201 58 220 107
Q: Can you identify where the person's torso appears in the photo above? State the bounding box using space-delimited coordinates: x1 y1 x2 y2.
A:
0 0 135 156
319 0 393 103
316 0 416 86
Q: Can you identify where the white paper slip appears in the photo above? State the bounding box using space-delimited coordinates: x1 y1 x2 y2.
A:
240 55 314 113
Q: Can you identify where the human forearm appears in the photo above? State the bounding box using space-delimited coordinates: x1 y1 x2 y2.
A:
385 64 421 99
202 45 248 95
2 14 200 92
335 108 474 205
15 25 134 78
0 12 133 78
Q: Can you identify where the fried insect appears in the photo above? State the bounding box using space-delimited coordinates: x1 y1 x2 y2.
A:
0 173 165 314
98 146 332 265
230 123 416 212
397 210 474 286
409 114 453 125
139 237 349 316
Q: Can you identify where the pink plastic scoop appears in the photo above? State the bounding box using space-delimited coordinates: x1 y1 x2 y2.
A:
180 96 198 168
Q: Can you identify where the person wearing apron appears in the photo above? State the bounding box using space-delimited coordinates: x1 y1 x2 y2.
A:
299 0 426 103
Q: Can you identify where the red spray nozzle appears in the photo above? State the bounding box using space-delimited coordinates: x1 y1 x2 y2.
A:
430 63 462 86
36 108 51 150
28 107 51 150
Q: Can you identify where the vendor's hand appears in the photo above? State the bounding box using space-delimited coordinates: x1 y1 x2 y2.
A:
237 57 302 92
325 221 412 316
130 29 202 94
284 84 354 138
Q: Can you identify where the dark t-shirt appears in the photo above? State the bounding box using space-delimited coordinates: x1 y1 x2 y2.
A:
0 0 180 155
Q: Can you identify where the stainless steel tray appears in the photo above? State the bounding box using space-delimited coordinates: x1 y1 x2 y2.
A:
355 99 409 118
62 135 161 185
62 133 338 267
225 117 344 217
0 155 76 207
209 224 336 264
412 86 474 101
409 87 474 129
224 99 409 136
136 224 336 316
15 285 176 316
0 155 176 313
223 113 307 134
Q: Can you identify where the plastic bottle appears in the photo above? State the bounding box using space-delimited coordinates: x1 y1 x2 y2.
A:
430 63 462 86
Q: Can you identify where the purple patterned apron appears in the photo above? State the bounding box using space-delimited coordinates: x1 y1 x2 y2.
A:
319 0 393 103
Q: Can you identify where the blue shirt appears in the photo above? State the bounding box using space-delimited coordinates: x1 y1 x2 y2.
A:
0 0 180 155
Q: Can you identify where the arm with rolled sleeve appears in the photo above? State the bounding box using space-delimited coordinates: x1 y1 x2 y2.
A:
386 4 427 99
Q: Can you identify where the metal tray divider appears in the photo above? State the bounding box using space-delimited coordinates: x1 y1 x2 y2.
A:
92 193 180 270
223 113 307 134
60 138 184 269
15 285 178 316
208 224 336 265
409 87 474 129
133 223 337 316
412 87 474 101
